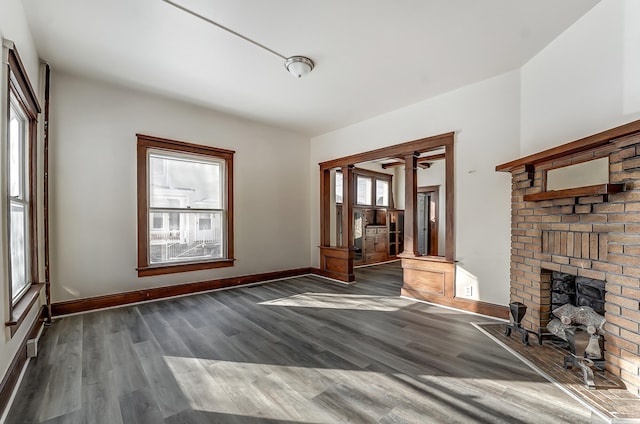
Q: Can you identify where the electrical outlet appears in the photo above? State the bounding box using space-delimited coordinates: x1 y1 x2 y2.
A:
465 285 472 297
27 339 37 358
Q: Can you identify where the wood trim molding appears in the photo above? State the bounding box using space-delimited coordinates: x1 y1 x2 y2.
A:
319 132 454 170
5 41 41 116
401 288 509 319
51 268 312 316
341 167 354 249
136 133 236 156
402 152 419 256
0 306 46 418
136 134 235 277
418 186 439 256
381 153 446 169
350 167 393 179
496 119 640 172
43 63 52 322
5 283 44 336
5 40 42 329
137 259 235 277
523 183 624 202
320 169 331 246
445 142 455 261
310 267 356 284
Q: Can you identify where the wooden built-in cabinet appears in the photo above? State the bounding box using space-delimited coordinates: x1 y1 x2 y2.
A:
334 166 404 266
364 226 388 263
388 209 404 258
351 207 403 265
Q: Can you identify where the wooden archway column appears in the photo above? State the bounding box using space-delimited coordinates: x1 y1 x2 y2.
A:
401 152 419 257
340 165 355 249
318 166 356 282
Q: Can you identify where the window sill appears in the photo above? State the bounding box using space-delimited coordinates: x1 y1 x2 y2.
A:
5 283 44 337
137 259 235 277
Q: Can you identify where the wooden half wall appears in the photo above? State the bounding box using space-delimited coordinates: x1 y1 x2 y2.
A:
401 257 509 319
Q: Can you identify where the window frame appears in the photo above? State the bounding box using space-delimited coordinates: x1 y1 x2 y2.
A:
355 175 373 206
3 40 42 336
136 134 235 277
9 93 30 302
375 179 390 207
339 167 392 208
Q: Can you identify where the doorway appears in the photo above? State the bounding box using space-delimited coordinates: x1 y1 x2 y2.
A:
417 186 439 256
318 132 455 282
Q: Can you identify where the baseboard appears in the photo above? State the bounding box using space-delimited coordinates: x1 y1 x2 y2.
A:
0 305 46 418
309 267 357 284
309 268 357 285
401 288 509 319
51 267 312 316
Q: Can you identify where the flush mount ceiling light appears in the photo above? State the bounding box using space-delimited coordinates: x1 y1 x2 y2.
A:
163 0 315 78
284 56 314 78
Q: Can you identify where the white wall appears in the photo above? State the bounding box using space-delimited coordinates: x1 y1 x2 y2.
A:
310 70 521 305
49 72 310 302
0 0 45 393
521 0 640 154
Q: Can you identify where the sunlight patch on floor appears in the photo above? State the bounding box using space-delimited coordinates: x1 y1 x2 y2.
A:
258 292 411 311
163 356 572 423
163 356 390 422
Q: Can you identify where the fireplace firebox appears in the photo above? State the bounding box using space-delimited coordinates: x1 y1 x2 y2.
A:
542 271 607 387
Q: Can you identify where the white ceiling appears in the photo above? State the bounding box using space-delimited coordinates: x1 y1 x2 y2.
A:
22 0 599 137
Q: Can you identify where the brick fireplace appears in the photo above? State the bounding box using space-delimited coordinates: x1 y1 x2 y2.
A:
497 120 640 395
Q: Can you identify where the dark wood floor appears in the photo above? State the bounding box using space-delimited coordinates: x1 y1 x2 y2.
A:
5 262 605 423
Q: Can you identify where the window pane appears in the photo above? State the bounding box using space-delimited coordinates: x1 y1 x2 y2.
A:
376 180 389 206
149 211 223 264
198 214 211 230
335 171 343 203
149 153 223 209
356 176 372 205
9 101 25 199
152 213 164 229
10 202 27 300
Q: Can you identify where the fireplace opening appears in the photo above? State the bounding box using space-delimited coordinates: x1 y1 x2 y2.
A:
550 271 606 316
546 271 606 351
544 270 607 388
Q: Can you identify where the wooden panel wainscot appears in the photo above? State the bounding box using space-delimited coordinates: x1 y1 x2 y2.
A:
318 246 355 282
401 257 508 319
401 258 452 297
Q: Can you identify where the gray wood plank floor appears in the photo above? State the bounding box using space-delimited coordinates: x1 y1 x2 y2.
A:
6 263 605 423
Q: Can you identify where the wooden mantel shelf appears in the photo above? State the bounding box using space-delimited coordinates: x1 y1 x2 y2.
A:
523 183 624 202
496 119 640 172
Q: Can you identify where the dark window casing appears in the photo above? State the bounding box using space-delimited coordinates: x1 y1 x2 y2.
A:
136 134 235 277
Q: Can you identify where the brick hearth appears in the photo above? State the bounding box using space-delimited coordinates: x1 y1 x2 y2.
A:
498 121 640 396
